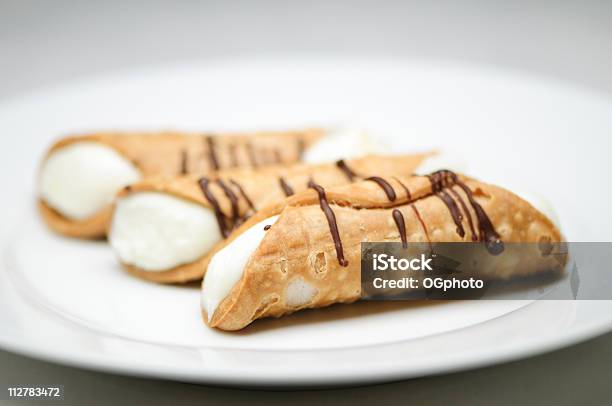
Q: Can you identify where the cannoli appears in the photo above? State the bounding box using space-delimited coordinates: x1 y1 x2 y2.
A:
109 153 432 283
200 170 563 331
38 128 324 238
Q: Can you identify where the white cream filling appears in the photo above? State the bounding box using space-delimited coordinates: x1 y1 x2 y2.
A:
414 151 469 175
202 215 280 321
39 142 140 220
109 192 221 271
303 128 387 164
285 277 318 307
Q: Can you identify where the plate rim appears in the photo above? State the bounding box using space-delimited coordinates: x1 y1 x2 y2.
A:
2 56 612 386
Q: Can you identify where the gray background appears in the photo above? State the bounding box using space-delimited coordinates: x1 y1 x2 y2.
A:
1 0 611 404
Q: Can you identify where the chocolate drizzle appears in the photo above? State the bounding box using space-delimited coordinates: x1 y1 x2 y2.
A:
455 181 504 255
427 170 454 194
411 204 431 248
448 187 477 241
365 177 396 201
426 170 503 255
279 177 294 196
308 180 348 267
394 177 412 200
437 189 465 238
228 144 238 167
336 160 358 181
263 224 272 231
246 143 258 167
216 179 240 223
180 149 188 174
392 209 408 248
198 177 229 238
205 136 220 171
229 179 256 212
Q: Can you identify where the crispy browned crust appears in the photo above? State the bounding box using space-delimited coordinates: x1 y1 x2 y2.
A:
38 129 324 238
203 175 563 330
115 153 432 283
123 258 206 284
38 200 111 239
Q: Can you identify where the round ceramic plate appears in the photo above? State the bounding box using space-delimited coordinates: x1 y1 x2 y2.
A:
0 57 610 387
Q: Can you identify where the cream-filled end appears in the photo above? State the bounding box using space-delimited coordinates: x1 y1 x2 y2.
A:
414 154 561 229
109 192 222 272
303 128 386 164
39 142 141 220
202 215 280 321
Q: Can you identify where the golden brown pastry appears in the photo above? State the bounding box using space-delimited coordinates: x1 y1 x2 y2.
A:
201 170 563 331
38 129 323 238
109 153 431 283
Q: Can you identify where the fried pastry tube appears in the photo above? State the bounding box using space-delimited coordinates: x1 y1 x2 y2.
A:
38 129 324 238
201 171 563 331
109 153 432 283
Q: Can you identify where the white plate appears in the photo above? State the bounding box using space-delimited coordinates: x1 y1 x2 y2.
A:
0 57 611 387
